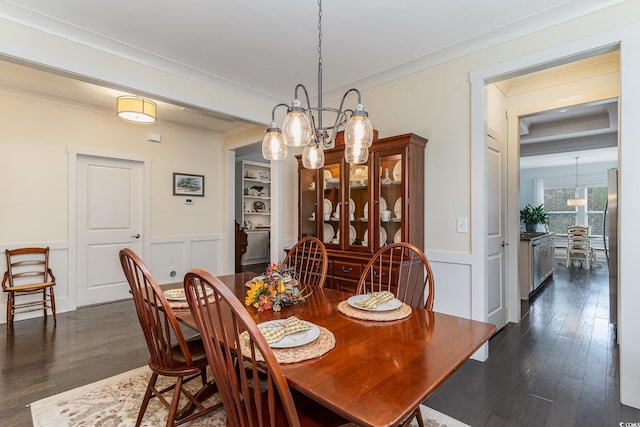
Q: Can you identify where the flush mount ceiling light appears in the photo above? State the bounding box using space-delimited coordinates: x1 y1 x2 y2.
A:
262 0 374 169
567 156 587 207
117 96 157 124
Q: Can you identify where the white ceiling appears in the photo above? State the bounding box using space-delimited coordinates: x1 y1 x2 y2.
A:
0 0 624 156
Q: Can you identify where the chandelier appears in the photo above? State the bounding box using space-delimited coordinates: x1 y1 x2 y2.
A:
262 0 374 169
567 156 587 207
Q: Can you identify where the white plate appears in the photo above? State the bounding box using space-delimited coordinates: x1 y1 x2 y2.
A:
363 201 368 218
323 170 332 179
380 227 387 246
349 224 356 244
323 224 334 243
379 197 387 211
394 229 402 243
364 229 368 243
350 165 367 181
258 320 321 348
323 199 332 215
394 198 402 219
349 198 356 214
347 294 402 312
163 287 213 301
393 161 402 182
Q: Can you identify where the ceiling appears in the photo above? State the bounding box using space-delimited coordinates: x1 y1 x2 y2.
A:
0 0 625 147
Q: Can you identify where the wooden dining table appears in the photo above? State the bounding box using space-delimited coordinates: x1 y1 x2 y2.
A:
165 271 496 427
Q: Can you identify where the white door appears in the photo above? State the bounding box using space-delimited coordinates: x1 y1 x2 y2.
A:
76 155 143 306
487 134 508 329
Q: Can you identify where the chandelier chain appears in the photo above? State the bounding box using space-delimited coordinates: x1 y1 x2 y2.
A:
318 0 322 70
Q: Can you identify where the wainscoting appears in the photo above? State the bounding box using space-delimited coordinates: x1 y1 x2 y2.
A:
0 234 224 326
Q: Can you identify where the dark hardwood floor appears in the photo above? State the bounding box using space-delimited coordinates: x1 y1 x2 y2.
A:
1 262 639 426
426 262 640 426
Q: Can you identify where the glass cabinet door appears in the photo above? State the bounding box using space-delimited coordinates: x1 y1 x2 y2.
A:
348 164 370 249
378 153 403 248
322 161 341 246
299 168 318 239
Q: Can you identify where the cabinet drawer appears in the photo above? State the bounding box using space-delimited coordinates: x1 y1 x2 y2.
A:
332 261 363 280
332 276 359 293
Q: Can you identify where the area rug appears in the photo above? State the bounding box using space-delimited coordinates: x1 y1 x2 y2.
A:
30 366 469 426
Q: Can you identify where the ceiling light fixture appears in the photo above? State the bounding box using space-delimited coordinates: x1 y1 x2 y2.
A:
117 96 157 124
567 156 587 207
262 0 373 169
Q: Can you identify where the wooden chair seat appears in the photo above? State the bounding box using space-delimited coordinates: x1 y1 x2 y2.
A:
566 225 595 269
3 247 56 330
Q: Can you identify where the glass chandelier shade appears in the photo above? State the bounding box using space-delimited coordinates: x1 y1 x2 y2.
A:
282 101 313 147
345 142 369 164
262 121 287 160
302 144 325 169
344 105 374 148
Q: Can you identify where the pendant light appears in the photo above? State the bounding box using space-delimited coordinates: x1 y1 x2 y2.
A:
262 0 373 169
567 156 587 207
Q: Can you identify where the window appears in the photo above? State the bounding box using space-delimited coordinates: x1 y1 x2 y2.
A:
542 186 607 235
544 187 576 234
587 186 607 236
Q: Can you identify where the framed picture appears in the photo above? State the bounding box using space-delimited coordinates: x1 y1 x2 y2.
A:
259 170 270 181
173 173 205 196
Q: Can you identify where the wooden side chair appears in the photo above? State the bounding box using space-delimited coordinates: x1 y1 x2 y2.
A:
355 242 435 427
282 237 328 288
566 225 595 269
183 268 352 427
119 249 221 427
356 242 435 310
3 247 56 330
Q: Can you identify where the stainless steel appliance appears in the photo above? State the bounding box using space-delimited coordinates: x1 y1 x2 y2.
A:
604 168 618 337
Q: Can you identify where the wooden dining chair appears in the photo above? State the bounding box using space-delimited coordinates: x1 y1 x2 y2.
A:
2 247 56 330
183 267 352 427
356 242 434 427
566 225 595 269
356 242 435 310
119 249 221 427
282 237 328 288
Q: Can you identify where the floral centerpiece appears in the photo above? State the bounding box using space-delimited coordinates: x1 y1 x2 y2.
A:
245 263 306 312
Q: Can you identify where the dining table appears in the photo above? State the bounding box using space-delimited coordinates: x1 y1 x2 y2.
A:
163 271 496 427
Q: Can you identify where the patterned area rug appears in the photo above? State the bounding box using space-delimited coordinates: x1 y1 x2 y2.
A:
30 366 469 426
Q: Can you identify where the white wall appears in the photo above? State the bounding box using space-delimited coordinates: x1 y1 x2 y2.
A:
0 91 226 322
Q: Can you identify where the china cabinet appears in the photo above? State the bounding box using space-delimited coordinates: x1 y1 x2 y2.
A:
296 133 427 291
242 161 271 265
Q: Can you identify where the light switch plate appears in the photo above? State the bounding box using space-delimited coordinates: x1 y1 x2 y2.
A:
457 218 468 233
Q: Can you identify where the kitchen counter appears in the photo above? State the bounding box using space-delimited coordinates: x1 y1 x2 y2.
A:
519 233 555 299
520 231 553 241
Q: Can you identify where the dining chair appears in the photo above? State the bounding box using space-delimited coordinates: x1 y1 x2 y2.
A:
566 225 595 269
356 242 435 310
183 267 352 427
282 237 328 289
355 242 434 427
2 247 56 330
119 248 221 427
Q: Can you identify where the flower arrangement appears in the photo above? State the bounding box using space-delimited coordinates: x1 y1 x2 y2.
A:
245 263 304 312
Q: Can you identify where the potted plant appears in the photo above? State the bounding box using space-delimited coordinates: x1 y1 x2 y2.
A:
520 204 549 232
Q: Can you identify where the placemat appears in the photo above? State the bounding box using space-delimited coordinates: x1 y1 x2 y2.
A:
168 300 190 310
337 300 412 321
239 326 335 364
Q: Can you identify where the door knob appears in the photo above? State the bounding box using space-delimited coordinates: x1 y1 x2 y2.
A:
501 241 509 247
131 233 141 239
